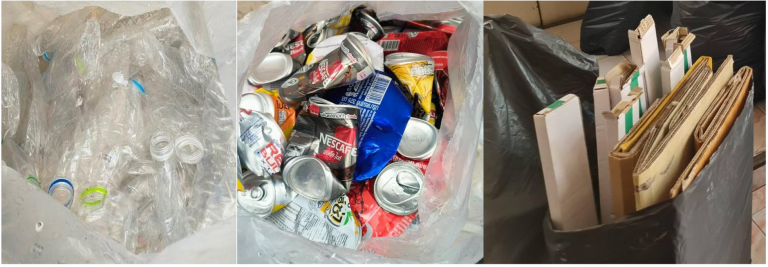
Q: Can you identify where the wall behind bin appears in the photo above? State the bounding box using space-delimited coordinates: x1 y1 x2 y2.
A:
483 1 588 28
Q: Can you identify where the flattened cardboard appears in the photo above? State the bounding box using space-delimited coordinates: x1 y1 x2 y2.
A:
671 65 752 197
633 56 732 210
534 94 598 231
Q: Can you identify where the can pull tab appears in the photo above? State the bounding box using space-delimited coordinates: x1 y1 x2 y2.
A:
396 172 420 194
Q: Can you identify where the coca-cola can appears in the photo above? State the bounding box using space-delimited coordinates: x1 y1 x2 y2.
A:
374 162 425 215
237 111 286 178
277 35 375 109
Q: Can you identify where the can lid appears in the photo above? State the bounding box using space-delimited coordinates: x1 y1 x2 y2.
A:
283 156 345 201
270 174 297 206
251 53 295 84
240 92 276 120
374 162 424 215
384 52 434 66
237 171 276 218
398 118 438 160
48 178 74 208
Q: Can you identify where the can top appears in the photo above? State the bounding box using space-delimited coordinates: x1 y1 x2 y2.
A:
384 52 434 66
251 52 295 84
374 162 424 215
240 92 276 119
237 171 276 218
283 156 335 201
398 118 438 160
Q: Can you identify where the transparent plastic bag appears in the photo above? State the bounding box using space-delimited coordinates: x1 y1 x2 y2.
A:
236 1 482 263
2 2 235 263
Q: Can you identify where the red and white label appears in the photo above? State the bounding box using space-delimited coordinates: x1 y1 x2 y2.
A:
258 141 283 174
389 153 429 174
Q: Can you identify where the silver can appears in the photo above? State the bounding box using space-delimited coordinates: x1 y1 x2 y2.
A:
249 52 301 85
239 92 276 121
397 118 438 160
282 156 347 202
48 177 74 208
238 111 286 178
277 35 375 108
238 171 297 217
374 162 425 215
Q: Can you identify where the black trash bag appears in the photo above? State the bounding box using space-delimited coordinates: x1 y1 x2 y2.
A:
543 89 754 263
484 15 600 263
580 1 672 55
671 1 766 101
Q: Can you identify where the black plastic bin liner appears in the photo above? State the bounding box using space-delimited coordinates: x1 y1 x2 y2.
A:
671 1 766 101
580 1 672 56
543 89 754 264
484 15 599 263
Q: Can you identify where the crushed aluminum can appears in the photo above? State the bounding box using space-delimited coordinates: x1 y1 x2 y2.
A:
264 194 362 250
285 97 360 189
428 50 449 110
284 33 307 65
351 7 385 41
241 89 297 139
237 171 296 217
348 178 416 239
389 152 429 174
273 30 299 52
385 53 435 118
282 155 346 201
306 33 385 71
248 52 301 85
278 35 375 109
303 20 329 49
373 162 425 215
323 70 413 182
237 111 286 178
398 118 438 160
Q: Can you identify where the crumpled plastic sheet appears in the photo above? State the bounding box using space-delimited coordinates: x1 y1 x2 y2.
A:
2 3 235 262
2 63 20 142
236 1 483 263
483 15 599 263
542 90 754 264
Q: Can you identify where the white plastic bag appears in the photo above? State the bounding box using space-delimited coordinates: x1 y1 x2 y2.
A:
236 1 483 263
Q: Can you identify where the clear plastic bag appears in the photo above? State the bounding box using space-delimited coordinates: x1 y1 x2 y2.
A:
236 1 483 263
2 2 235 263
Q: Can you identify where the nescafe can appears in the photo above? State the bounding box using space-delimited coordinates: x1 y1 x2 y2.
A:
374 162 425 215
239 92 276 120
285 97 360 189
238 111 286 177
351 7 385 41
248 52 301 85
237 171 296 217
398 118 438 160
282 156 346 202
277 35 375 109
48 177 74 208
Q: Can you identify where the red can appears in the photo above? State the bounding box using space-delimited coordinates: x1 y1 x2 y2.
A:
389 153 428 174
347 179 416 239
377 30 449 56
428 50 449 110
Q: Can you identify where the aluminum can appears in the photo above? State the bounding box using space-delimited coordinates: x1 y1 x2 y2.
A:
238 111 286 177
306 33 385 71
239 92 276 120
282 155 346 201
427 50 449 110
373 162 425 215
264 194 361 249
398 118 438 160
237 171 297 217
389 152 429 174
249 52 301 85
385 54 435 121
351 7 385 41
48 177 74 208
348 179 417 239
241 89 297 139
